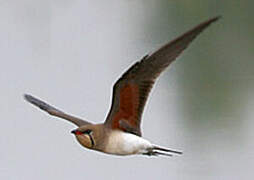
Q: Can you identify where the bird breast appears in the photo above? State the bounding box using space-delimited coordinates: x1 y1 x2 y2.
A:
104 130 153 155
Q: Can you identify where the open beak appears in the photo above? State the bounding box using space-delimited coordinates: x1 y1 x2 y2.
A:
71 130 76 134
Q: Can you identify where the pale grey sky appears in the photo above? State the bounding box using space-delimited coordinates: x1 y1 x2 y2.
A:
1 1 254 180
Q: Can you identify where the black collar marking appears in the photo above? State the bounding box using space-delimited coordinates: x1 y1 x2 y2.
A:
88 134 95 147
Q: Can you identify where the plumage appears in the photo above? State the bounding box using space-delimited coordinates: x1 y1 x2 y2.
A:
24 16 220 157
24 94 91 127
104 16 220 136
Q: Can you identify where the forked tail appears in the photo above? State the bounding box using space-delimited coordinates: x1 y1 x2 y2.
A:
143 145 182 157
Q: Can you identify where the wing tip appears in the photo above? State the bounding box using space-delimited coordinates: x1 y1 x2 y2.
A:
24 94 36 105
206 15 221 26
193 15 221 33
23 93 33 101
199 15 221 31
211 15 222 21
23 93 55 112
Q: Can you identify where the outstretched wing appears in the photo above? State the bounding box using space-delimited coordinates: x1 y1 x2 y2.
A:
104 16 220 136
24 94 91 127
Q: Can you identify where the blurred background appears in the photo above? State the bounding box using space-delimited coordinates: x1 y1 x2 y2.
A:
0 0 253 179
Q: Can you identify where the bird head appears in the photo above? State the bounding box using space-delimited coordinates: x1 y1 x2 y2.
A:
71 125 97 149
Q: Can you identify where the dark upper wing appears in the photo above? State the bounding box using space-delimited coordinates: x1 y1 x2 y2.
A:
24 94 91 127
104 16 220 136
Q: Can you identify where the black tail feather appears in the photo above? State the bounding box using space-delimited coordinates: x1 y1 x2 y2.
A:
153 146 183 155
142 151 173 157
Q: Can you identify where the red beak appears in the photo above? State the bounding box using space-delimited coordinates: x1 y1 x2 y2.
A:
71 130 82 135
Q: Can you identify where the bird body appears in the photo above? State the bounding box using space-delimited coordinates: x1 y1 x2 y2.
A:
24 16 220 157
71 123 175 156
104 130 153 155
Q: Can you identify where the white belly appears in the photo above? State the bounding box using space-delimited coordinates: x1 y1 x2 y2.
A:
105 131 153 155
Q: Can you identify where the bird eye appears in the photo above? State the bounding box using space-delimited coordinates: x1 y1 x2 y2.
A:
83 129 92 134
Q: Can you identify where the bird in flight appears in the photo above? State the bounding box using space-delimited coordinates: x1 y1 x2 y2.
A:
24 16 220 157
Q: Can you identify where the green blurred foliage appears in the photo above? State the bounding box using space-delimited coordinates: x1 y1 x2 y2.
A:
144 0 254 141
